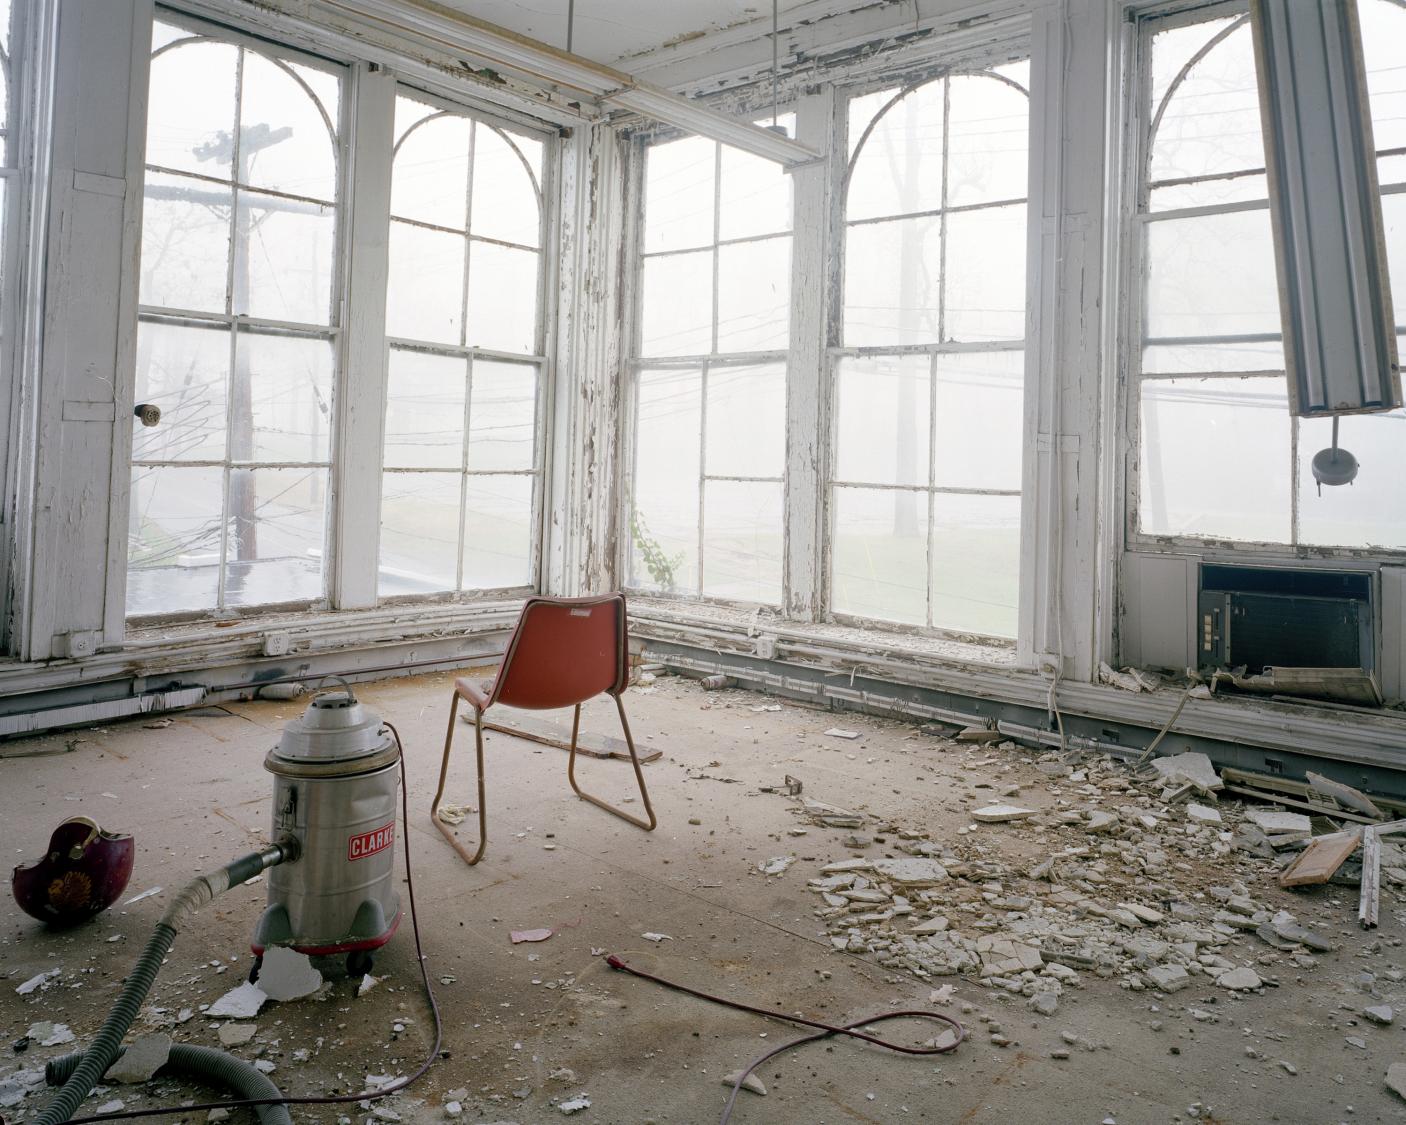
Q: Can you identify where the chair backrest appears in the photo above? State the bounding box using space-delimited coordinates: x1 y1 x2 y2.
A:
489 593 629 711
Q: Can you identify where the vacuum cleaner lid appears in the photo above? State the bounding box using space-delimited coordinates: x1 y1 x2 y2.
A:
271 686 390 765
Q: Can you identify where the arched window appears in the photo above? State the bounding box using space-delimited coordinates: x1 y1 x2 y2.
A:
128 16 342 617
377 91 547 596
830 64 1029 639
1132 0 1406 552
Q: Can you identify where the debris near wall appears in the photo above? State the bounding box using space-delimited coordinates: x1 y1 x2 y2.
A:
792 743 1394 1016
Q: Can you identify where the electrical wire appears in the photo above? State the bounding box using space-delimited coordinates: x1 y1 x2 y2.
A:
605 955 964 1125
59 723 442 1123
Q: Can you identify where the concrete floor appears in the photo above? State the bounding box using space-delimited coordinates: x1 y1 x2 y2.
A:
3 670 1406 1124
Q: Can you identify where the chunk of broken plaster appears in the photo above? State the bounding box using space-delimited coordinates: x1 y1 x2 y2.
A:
15 970 60 995
971 805 1035 824
1365 1005 1395 1026
511 928 555 944
1186 803 1222 825
872 858 948 886
1387 1063 1406 1101
1150 751 1222 792
758 856 794 876
206 981 267 1019
824 728 860 740
1145 964 1189 993
26 1022 75 1047
1216 967 1261 991
721 1071 767 1096
218 1023 258 1047
357 973 380 996
641 932 672 942
257 947 323 1002
107 1033 171 1084
559 1094 591 1114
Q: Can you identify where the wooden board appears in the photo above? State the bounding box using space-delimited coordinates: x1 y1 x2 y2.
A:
479 709 662 763
1279 829 1364 887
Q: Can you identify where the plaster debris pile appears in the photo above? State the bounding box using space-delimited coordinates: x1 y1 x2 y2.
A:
795 745 1398 1013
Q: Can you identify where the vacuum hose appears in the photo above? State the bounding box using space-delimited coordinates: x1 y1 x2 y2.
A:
34 842 295 1125
46 1045 292 1125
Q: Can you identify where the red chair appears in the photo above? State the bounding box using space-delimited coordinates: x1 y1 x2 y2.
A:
430 593 657 865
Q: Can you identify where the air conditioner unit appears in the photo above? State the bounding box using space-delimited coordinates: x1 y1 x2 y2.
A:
1197 564 1378 705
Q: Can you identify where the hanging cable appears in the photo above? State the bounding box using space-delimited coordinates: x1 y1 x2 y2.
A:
567 0 575 54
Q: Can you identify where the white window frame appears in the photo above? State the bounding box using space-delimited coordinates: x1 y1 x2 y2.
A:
1119 0 1406 562
822 55 1032 641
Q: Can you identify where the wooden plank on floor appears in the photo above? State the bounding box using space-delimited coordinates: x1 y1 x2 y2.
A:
480 710 662 763
1279 829 1363 887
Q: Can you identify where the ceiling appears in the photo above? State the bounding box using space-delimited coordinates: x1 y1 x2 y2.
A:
436 0 816 66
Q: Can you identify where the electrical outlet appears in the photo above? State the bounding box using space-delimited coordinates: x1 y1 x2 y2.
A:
262 632 292 657
755 634 777 660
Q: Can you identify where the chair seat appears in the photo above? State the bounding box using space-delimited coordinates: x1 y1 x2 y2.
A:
454 677 493 709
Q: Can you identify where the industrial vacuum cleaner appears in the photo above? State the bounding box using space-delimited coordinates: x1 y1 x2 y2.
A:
28 685 438 1125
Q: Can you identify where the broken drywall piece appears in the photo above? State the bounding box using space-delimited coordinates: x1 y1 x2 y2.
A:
15 969 60 995
758 856 794 876
0 1066 45 1109
1150 752 1222 793
1305 771 1384 819
872 858 948 886
123 886 162 905
641 932 672 942
511 928 555 944
824 728 860 740
971 805 1036 824
721 1070 767 1096
1244 808 1312 839
107 1033 171 1083
206 981 267 1019
257 948 323 1002
1186 803 1222 825
559 1094 591 1114
357 974 380 996
436 804 474 826
218 1023 258 1047
26 1021 75 1047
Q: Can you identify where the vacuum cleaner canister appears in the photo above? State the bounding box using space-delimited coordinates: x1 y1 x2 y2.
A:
253 686 402 976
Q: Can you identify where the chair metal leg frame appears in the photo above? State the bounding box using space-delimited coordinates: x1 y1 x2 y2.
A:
566 695 658 832
430 692 489 866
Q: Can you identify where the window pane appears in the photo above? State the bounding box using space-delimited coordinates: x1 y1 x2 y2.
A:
470 125 542 247
140 172 231 313
716 237 790 352
1148 20 1263 193
465 241 538 354
127 465 225 614
234 191 335 324
239 52 339 202
1138 377 1291 543
705 363 784 478
945 72 1029 208
631 368 701 594
468 360 536 471
387 220 464 344
462 474 534 589
223 467 327 606
831 486 928 625
1298 408 1406 550
643 135 715 253
1145 209 1279 339
834 355 930 487
1383 191 1405 328
931 493 1020 638
133 322 229 462
719 140 792 241
238 333 333 463
392 110 471 229
846 80 945 222
1142 339 1285 375
145 36 238 178
944 203 1026 342
640 251 713 356
932 351 1023 491
379 470 460 595
703 480 782 604
384 350 466 469
843 216 941 347
1361 0 1406 164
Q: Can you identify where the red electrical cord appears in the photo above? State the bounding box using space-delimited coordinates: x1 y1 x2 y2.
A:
605 954 964 1124
60 722 442 1123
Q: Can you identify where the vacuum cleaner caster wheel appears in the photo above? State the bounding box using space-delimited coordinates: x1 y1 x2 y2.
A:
346 950 374 979
247 954 263 984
